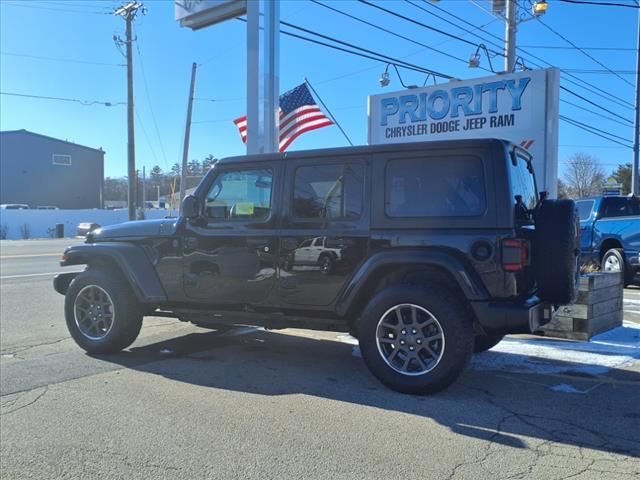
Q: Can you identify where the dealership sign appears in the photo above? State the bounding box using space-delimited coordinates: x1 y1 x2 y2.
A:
368 68 560 196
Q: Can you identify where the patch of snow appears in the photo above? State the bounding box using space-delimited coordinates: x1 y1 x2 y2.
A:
472 322 639 375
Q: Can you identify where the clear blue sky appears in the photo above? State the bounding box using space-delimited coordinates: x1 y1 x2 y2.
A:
0 0 637 178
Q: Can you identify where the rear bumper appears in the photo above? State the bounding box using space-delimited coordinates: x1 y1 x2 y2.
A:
471 296 554 336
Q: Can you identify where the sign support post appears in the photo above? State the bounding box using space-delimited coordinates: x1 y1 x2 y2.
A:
246 0 279 154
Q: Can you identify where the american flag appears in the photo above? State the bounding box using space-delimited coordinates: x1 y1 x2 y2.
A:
233 82 334 152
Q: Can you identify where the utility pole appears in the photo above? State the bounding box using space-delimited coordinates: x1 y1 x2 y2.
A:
142 165 146 210
115 2 144 220
633 9 640 196
179 62 197 213
504 0 517 73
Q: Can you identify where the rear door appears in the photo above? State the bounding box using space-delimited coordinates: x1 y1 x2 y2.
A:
278 156 369 307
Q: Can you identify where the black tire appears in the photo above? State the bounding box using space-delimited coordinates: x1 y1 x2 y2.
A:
318 254 333 275
65 268 142 354
601 248 632 286
473 334 504 353
357 285 474 395
533 199 580 305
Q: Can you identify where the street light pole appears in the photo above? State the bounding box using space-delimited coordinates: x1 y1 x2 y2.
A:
632 9 640 196
504 0 517 73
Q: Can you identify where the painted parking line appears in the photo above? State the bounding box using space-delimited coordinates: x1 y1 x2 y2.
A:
0 271 82 280
0 253 62 259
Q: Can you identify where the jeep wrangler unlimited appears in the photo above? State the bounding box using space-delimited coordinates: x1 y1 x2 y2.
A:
54 139 579 394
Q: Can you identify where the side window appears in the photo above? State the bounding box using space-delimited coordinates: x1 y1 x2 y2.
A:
509 155 537 211
204 168 272 221
602 198 628 218
386 156 485 217
576 200 594 221
293 163 363 220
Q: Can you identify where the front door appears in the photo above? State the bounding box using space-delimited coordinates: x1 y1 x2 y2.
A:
278 157 369 307
183 162 280 305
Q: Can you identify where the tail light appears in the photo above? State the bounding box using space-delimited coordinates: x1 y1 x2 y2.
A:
502 238 529 272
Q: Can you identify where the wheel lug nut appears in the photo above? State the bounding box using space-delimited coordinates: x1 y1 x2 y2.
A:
417 339 422 344
412 328 417 334
401 329 406 335
409 346 415 351
400 340 405 345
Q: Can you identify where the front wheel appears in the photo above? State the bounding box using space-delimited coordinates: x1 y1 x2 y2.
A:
65 268 142 353
357 285 474 395
601 248 631 286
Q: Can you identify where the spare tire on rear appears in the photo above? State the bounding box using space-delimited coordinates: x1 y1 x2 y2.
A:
533 199 580 305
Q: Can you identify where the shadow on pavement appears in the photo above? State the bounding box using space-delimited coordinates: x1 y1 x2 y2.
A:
92 327 640 457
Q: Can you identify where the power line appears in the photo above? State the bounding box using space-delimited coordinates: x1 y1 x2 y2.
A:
1 51 124 67
0 91 125 106
309 0 484 69
560 86 633 124
534 16 635 87
358 0 504 57
561 98 634 127
134 108 160 166
558 0 640 8
519 45 635 51
241 17 453 79
1 1 110 15
560 115 633 148
280 19 453 79
135 35 169 168
421 0 635 109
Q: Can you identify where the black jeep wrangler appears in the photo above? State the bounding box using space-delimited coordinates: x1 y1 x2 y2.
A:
54 139 579 394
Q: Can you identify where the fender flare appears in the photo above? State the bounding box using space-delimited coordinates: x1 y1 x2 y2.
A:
335 249 490 317
60 242 167 303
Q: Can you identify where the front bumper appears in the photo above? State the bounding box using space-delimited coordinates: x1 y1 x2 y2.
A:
471 296 554 336
53 272 80 295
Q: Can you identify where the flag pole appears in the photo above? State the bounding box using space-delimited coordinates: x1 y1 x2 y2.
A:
304 77 353 146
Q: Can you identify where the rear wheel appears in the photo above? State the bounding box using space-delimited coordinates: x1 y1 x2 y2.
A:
65 268 142 353
358 285 474 395
473 334 504 353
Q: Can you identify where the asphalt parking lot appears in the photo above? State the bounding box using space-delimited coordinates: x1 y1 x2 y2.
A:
1 238 639 479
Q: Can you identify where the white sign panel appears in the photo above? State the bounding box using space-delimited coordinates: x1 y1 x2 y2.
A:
368 68 560 197
175 0 247 30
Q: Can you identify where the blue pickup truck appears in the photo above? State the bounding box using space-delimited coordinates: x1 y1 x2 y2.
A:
576 196 640 285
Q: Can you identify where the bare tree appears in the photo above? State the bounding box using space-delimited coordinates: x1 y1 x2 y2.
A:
562 153 606 199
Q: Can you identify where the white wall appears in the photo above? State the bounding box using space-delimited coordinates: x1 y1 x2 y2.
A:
0 209 177 240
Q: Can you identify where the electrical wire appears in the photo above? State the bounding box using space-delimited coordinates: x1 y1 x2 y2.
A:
560 86 632 124
534 16 635 88
238 17 454 79
358 0 504 57
134 36 169 168
1 1 111 15
558 0 640 8
134 108 161 167
1 51 124 67
519 45 635 51
309 1 480 68
0 91 125 106
560 99 634 128
420 0 635 109
279 19 453 79
560 115 633 148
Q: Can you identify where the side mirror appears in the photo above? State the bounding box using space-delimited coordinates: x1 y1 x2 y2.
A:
182 195 200 219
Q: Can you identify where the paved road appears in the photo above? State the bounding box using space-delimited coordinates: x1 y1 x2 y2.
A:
1 239 639 479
